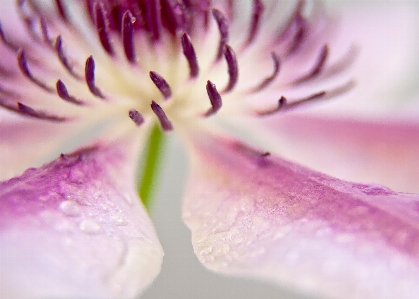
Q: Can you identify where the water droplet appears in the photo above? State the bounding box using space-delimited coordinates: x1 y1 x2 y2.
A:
79 219 101 234
111 214 127 226
59 200 81 216
123 193 132 204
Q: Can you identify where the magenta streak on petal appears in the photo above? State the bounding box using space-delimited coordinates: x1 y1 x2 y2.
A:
181 32 199 79
128 109 144 126
149 71 172 100
0 22 19 52
56 80 84 106
17 102 66 122
251 52 281 92
183 134 419 299
85 55 104 98
222 45 238 93
55 0 69 22
55 36 83 80
212 9 229 61
243 0 264 47
204 80 222 117
17 49 55 93
122 10 136 63
151 100 173 131
293 44 329 84
94 1 114 55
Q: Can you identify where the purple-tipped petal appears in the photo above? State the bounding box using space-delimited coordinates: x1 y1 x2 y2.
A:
183 133 419 299
0 139 163 299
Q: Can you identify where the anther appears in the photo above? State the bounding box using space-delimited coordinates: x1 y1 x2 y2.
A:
244 0 264 47
257 96 287 116
235 142 271 168
181 33 199 79
252 52 280 92
294 45 329 84
122 10 136 63
94 1 114 55
285 15 306 56
146 0 161 41
205 80 222 117
56 80 84 105
0 22 19 52
55 36 83 80
151 101 173 131
212 9 229 61
223 45 238 93
149 71 172 99
39 17 52 45
128 109 144 126
17 49 54 93
17 102 66 122
85 55 104 98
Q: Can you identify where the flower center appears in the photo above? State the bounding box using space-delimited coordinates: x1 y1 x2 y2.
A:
0 0 355 135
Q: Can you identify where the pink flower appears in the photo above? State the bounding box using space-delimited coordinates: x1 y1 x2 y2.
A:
0 1 418 298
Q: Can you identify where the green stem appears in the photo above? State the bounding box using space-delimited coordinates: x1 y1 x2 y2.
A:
138 125 165 210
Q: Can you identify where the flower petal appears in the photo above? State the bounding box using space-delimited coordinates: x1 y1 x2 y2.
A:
0 137 163 299
256 114 419 193
183 133 419 299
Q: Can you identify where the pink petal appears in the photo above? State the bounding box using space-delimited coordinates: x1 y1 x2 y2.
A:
257 114 419 193
183 134 419 299
0 138 163 299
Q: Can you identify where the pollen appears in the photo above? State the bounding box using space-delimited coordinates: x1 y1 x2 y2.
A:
0 0 355 135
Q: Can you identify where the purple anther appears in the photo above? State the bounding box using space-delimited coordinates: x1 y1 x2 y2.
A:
122 10 136 63
39 17 51 45
212 9 229 61
149 71 172 99
257 96 287 117
235 142 271 168
55 36 83 80
294 45 329 84
181 32 199 78
56 80 84 105
17 49 54 93
252 52 280 92
17 102 66 122
128 109 144 126
205 80 222 117
94 1 114 55
160 0 187 35
223 45 238 93
285 15 306 56
244 0 264 47
146 0 161 41
55 0 69 22
151 101 173 131
283 91 326 111
85 55 104 98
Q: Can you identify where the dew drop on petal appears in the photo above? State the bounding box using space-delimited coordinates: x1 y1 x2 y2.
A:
59 200 81 216
111 214 127 226
79 219 101 234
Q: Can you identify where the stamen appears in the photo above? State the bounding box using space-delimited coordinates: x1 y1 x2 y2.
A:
181 32 199 79
56 80 84 105
17 102 66 122
85 55 104 98
94 1 114 55
55 36 83 80
39 17 52 45
151 100 173 131
160 0 187 35
146 0 161 41
55 0 69 22
128 109 144 126
294 45 329 84
17 49 54 93
285 15 306 56
251 52 280 92
205 80 222 117
222 45 238 93
244 0 264 47
212 9 229 61
122 10 136 63
256 96 287 116
149 71 172 99
235 142 271 167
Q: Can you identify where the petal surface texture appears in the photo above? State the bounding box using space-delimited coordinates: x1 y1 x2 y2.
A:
0 138 163 299
183 134 419 299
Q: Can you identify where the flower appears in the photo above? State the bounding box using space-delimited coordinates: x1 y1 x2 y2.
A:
0 1 418 299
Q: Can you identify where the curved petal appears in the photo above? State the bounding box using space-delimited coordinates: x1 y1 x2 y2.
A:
257 114 419 193
182 133 419 299
0 136 163 299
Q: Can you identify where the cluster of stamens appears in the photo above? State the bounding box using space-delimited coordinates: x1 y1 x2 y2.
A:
0 0 355 133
